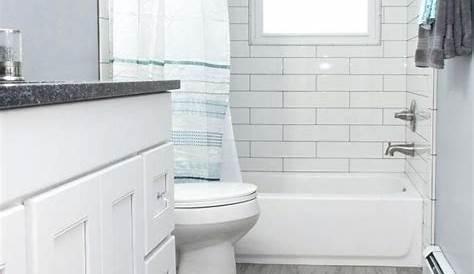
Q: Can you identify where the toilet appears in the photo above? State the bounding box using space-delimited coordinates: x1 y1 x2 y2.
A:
174 183 259 274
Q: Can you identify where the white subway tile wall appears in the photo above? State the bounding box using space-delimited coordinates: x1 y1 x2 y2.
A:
405 0 436 262
229 0 410 174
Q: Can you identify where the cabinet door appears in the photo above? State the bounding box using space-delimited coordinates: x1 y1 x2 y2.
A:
145 236 176 274
25 174 101 274
100 156 144 274
142 143 174 255
0 206 26 274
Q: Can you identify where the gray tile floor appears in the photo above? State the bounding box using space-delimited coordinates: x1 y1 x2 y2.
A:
237 264 422 274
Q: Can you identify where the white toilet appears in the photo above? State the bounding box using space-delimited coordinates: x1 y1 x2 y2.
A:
173 107 258 274
174 183 259 274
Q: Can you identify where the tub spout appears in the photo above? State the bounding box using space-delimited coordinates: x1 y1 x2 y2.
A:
385 142 416 157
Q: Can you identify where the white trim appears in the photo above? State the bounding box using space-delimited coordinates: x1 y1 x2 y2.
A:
250 0 382 46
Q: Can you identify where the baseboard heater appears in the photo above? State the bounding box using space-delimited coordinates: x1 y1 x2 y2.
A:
424 246 455 274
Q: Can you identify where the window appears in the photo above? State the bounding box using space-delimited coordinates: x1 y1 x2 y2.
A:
251 0 381 45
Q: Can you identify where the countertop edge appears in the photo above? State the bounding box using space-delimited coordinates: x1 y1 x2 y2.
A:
0 80 180 110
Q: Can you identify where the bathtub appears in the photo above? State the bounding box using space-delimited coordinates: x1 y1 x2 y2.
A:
235 172 423 267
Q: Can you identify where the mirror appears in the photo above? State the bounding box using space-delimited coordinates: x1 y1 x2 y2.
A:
0 0 102 82
98 0 112 81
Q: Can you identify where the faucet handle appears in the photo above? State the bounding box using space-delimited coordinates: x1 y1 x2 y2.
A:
394 110 415 121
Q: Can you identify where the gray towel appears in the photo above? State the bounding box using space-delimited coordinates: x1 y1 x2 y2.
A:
415 0 472 69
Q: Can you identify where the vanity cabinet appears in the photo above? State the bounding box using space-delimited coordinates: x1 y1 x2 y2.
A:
99 156 145 274
143 143 175 254
145 237 176 274
0 206 27 274
0 85 177 274
26 173 102 274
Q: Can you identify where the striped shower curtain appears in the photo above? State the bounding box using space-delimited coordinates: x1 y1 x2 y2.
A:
112 0 231 183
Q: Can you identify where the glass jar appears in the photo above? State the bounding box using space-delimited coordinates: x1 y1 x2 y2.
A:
0 29 23 81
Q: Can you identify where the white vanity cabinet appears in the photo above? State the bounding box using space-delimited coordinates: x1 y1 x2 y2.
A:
99 156 145 274
0 206 27 274
26 173 102 274
0 87 176 274
143 143 175 255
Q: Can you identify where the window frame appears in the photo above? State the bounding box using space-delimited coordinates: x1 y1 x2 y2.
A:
250 0 382 45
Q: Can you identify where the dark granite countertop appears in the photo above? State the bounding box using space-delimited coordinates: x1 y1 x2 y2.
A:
0 80 180 110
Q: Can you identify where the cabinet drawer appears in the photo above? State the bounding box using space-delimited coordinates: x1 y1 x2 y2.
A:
142 143 174 255
145 236 176 274
0 206 26 274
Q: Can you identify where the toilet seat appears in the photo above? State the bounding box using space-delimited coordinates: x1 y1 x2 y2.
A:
175 183 257 209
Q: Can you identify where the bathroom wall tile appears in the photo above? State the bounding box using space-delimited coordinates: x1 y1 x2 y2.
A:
384 75 407 91
407 154 432 183
284 125 349 141
317 109 383 125
383 41 407 57
251 75 316 91
230 24 249 41
251 108 316 124
231 41 250 57
235 141 250 157
408 2 419 21
251 46 316 57
317 142 382 158
382 0 408 6
285 92 350 108
284 159 349 172
407 39 418 58
228 0 248 7
231 108 250 124
230 75 250 91
317 46 383 58
407 20 420 40
317 75 383 91
407 75 433 96
284 58 350 74
381 24 407 40
406 161 431 199
350 58 406 74
233 125 282 141
240 158 283 172
230 92 282 107
252 142 316 158
229 7 248 23
383 7 408 23
350 92 406 108
231 58 282 74
350 125 405 142
350 159 405 172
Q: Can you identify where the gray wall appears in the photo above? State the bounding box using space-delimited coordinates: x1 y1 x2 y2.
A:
0 0 99 81
435 30 474 274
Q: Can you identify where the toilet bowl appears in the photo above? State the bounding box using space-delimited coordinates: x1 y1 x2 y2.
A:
174 183 259 274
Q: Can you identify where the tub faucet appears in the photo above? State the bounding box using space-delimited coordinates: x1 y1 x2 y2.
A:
385 142 415 157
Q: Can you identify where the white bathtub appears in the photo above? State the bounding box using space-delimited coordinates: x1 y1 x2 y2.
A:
235 172 423 267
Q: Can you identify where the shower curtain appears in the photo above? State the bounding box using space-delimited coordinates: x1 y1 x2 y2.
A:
112 0 231 184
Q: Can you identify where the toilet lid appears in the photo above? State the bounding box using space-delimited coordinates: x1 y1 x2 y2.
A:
174 183 257 208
